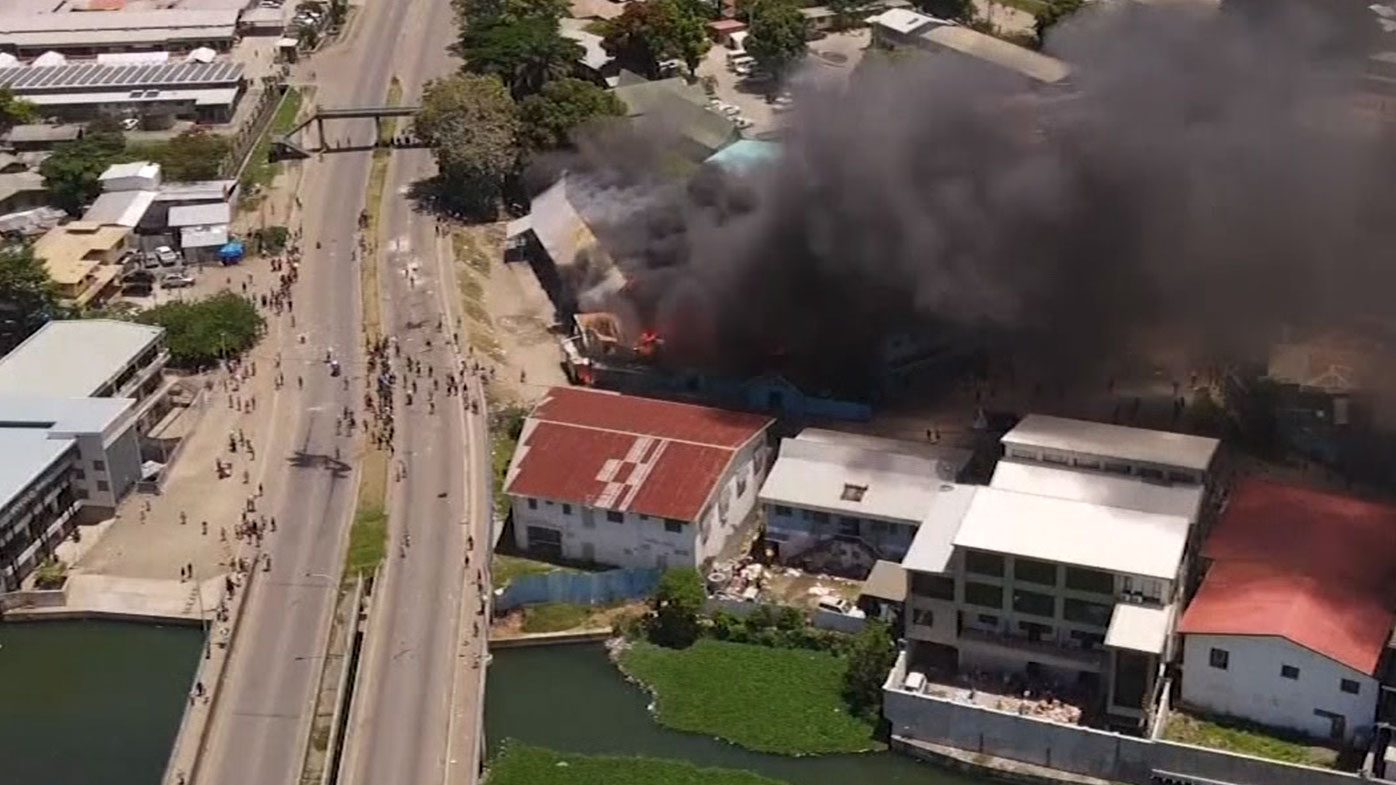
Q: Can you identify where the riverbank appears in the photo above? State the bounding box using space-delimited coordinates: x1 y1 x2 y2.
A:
487 742 787 785
618 638 879 755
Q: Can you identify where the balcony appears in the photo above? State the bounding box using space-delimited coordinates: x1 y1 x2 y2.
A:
959 626 1106 673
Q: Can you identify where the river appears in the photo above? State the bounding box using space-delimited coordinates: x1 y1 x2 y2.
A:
0 620 204 785
485 643 994 785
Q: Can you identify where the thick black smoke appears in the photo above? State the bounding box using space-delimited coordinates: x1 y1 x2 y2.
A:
557 2 1396 399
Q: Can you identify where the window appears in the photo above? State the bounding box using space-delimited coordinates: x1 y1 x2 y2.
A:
841 483 867 502
71 468 85 480
1341 679 1361 695
1208 647 1229 670
1012 589 1055 618
809 510 830 524
1138 467 1164 481
664 519 683 534
96 480 109 492
1013 557 1057 586
911 573 954 600
964 550 1005 578
527 498 537 510
964 581 1003 609
912 608 934 627
1168 471 1195 484
1042 452 1069 465
74 487 88 499
773 505 792 516
1065 566 1114 595
1063 598 1113 627
562 504 572 515
838 517 859 537
1069 629 1105 650
1008 448 1035 460
606 510 624 523
1104 462 1130 475
977 613 999 627
92 460 105 471
1281 665 1299 680
1074 459 1101 470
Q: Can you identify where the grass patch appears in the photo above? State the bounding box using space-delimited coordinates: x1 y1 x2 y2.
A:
520 603 593 633
487 742 786 785
619 639 878 755
1164 710 1339 768
345 437 388 578
492 553 576 590
240 87 305 199
379 77 403 146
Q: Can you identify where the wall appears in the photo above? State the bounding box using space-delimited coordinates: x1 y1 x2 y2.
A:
884 653 1367 785
104 424 143 503
1180 633 1377 742
697 436 767 563
512 495 700 569
494 567 662 612
812 607 866 634
764 502 917 562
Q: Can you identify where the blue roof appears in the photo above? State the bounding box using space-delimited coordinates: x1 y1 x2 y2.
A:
705 140 780 172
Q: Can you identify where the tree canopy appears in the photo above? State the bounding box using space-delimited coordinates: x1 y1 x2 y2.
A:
0 87 37 131
414 74 521 215
136 291 265 369
1034 0 1082 46
453 0 568 23
128 129 232 182
517 77 625 151
600 0 708 77
649 566 705 648
841 620 896 720
455 14 583 99
0 244 57 353
745 0 806 77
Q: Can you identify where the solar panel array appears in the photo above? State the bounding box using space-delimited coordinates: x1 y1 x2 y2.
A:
0 61 243 92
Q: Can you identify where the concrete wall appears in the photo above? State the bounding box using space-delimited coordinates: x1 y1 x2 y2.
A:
884 653 1366 785
764 502 917 562
812 607 866 634
105 425 143 502
1180 633 1377 742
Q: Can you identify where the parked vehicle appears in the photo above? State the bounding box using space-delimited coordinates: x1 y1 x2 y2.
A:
142 253 163 270
161 270 196 288
154 246 181 266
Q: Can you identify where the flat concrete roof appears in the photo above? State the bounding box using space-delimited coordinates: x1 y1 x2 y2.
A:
0 319 162 397
952 486 1190 580
760 430 967 524
1002 414 1220 472
861 559 907 602
0 394 133 509
920 24 1071 85
166 200 229 227
989 461 1205 521
82 189 156 227
1105 602 1173 655
901 482 977 575
33 223 129 286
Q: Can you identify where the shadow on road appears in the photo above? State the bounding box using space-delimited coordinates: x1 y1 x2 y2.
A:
288 450 353 478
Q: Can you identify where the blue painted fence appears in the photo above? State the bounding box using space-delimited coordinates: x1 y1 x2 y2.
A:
495 567 663 612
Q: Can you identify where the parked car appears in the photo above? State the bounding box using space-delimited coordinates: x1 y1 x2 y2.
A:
816 597 865 618
142 252 163 270
161 270 196 288
119 117 139 131
153 246 181 266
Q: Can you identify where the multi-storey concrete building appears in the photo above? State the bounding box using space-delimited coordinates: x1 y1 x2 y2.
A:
897 415 1220 727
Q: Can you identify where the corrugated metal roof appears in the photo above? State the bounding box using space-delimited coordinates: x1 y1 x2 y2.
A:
2 26 234 47
4 123 82 143
614 77 737 154
33 223 129 285
81 189 156 227
180 223 228 247
0 9 239 33
167 200 229 227
0 60 242 92
1002 414 1219 472
0 320 162 397
505 387 772 521
921 25 1071 85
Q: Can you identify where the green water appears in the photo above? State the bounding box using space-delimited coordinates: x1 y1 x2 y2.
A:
485 643 992 785
0 620 204 785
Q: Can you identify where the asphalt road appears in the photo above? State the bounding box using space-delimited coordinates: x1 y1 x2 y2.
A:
194 0 442 782
338 0 495 779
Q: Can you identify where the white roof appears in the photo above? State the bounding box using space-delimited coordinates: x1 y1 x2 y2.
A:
901 483 977 574
0 320 163 397
185 46 217 63
154 179 234 203
31 50 64 67
0 53 19 68
167 201 230 227
1002 414 1220 472
951 486 1190 579
0 395 133 509
1105 602 1174 654
97 51 170 65
989 461 1205 521
99 160 160 184
920 25 1072 85
759 431 964 523
797 428 972 469
870 8 939 35
559 19 612 72
180 224 228 248
82 189 157 228
0 9 239 33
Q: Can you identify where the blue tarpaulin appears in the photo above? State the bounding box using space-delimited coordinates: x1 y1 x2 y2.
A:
219 241 244 263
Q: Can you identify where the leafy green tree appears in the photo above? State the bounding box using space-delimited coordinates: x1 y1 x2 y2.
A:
453 0 568 22
746 0 806 78
517 77 625 151
0 244 58 352
129 129 231 182
916 0 971 21
649 566 705 648
1034 0 1082 45
600 0 708 77
136 292 265 369
415 74 520 215
842 619 895 720
455 15 583 99
0 87 37 131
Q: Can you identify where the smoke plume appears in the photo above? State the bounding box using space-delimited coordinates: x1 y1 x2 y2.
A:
553 2 1396 398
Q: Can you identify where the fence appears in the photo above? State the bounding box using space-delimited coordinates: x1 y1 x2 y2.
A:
495 567 662 612
883 653 1369 785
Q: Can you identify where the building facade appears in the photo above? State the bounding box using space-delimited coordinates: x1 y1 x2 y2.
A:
505 387 773 570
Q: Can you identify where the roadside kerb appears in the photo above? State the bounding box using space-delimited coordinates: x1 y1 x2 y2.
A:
319 572 364 785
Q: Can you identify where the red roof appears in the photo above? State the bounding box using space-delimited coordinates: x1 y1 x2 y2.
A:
1179 478 1396 673
505 388 772 522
